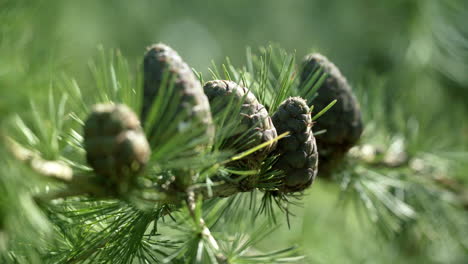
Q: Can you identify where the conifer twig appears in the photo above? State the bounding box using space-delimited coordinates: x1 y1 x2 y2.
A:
5 136 73 182
349 143 468 209
5 134 257 205
186 191 227 263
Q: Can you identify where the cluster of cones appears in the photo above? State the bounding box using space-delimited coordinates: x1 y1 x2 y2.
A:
83 43 363 195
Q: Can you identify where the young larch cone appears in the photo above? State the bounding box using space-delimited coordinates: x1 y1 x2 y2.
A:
84 104 150 186
142 43 214 145
300 53 363 177
203 80 277 164
272 97 318 193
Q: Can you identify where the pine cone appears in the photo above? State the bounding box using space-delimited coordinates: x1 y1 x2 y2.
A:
203 80 277 163
84 104 150 185
300 53 363 177
272 97 318 193
142 43 214 144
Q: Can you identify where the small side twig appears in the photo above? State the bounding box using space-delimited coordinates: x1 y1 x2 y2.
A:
5 136 73 182
186 191 227 263
349 143 468 210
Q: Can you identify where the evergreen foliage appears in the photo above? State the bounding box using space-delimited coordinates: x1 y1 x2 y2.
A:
1 1 468 263
2 42 467 263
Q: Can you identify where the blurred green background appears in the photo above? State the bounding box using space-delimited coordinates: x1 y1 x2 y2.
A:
1 0 468 263
2 0 468 110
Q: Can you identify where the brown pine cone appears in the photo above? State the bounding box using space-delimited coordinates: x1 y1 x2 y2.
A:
300 53 363 177
142 43 214 145
84 104 150 186
272 97 318 193
203 80 277 164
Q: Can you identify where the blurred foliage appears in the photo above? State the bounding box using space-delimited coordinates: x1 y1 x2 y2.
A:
2 0 468 124
1 0 468 263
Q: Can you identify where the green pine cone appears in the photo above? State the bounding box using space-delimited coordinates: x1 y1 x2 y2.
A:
84 104 150 186
142 43 214 144
300 53 363 177
272 97 318 193
203 80 277 163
